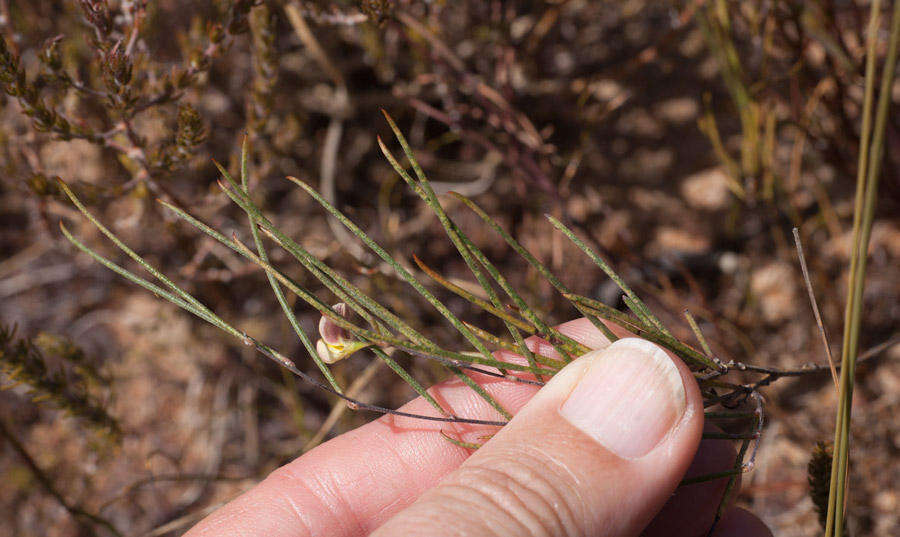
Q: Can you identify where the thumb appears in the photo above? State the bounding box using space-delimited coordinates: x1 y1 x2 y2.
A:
371 338 704 537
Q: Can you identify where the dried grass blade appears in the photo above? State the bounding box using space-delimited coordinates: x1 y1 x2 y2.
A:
792 227 837 388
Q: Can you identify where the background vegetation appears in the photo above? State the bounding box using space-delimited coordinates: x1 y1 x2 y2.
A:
1 1 898 535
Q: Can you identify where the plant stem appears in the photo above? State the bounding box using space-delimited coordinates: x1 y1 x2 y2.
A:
826 1 899 534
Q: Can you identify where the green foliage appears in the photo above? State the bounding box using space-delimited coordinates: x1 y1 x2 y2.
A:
57 115 810 532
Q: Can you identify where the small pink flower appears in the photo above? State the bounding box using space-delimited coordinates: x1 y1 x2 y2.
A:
316 303 369 364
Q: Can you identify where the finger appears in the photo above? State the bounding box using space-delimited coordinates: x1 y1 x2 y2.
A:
185 318 614 537
711 508 773 537
371 337 705 537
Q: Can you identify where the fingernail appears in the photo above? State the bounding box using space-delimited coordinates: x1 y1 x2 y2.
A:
559 338 687 459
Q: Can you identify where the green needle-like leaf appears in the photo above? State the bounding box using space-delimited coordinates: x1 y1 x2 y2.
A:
684 310 715 359
449 191 619 344
545 215 669 331
237 137 342 392
413 255 534 332
286 175 515 418
377 116 544 378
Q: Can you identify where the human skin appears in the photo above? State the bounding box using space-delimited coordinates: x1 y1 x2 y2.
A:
186 319 772 537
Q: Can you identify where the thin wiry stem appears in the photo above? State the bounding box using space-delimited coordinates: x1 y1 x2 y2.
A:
680 469 742 487
370 346 449 415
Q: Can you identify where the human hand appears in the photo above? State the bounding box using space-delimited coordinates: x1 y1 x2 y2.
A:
186 319 772 537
